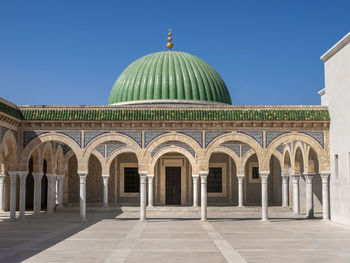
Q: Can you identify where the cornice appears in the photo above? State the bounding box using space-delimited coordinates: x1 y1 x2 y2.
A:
19 119 329 131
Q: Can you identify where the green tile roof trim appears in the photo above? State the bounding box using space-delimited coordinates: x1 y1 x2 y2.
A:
108 51 232 105
0 101 23 119
18 108 330 121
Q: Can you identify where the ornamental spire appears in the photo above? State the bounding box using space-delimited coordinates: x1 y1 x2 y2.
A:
167 29 173 52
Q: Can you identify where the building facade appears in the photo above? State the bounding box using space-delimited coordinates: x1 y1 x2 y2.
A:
320 32 350 225
0 37 334 223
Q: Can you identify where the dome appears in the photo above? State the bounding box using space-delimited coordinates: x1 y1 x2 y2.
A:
108 51 232 105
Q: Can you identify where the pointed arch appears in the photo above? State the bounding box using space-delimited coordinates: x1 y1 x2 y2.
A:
266 132 329 171
21 133 83 171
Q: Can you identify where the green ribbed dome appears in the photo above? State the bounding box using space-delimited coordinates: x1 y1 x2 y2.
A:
108 51 232 105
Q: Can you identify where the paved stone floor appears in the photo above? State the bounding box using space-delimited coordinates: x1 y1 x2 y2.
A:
1 207 350 263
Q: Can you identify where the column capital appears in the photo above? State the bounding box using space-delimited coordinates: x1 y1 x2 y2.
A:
0 174 6 180
147 174 154 179
304 173 315 182
56 174 65 180
78 172 87 183
320 171 330 182
259 171 269 180
237 174 245 180
199 171 209 176
17 171 28 179
102 174 110 179
8 171 18 178
281 174 290 179
192 174 199 179
139 171 148 177
291 174 301 181
199 171 208 183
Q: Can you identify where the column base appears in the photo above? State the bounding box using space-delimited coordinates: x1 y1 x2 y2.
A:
200 218 207 221
139 218 148 222
260 219 270 222
238 205 245 208
147 205 154 208
323 218 330 222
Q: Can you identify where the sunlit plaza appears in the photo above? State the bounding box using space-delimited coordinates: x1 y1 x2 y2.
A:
1 2 350 262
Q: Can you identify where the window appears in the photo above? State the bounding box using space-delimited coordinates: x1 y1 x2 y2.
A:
248 162 260 183
252 167 259 179
335 154 339 180
124 167 139 193
207 167 222 193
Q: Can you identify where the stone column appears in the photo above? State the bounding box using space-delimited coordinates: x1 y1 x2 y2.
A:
304 173 315 218
46 174 57 214
192 174 199 207
260 171 269 221
236 174 244 207
33 172 44 215
320 172 330 221
139 171 147 221
147 174 154 208
200 171 208 221
18 171 28 220
102 175 109 208
281 174 289 207
56 174 65 209
291 174 301 214
0 174 6 211
79 172 87 221
8 171 17 220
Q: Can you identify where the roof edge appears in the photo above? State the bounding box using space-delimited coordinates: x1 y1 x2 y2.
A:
321 32 350 62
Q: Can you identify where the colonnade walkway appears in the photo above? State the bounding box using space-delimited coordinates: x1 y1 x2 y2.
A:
1 207 350 263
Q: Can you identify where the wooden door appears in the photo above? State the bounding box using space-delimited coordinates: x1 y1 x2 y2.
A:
166 167 181 205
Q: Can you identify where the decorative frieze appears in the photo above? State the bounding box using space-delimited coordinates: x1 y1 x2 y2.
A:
106 143 126 158
241 144 252 157
276 144 284 154
84 131 109 147
238 131 264 147
205 131 230 147
23 131 48 147
144 132 169 148
95 144 106 158
266 131 290 146
221 142 241 157
117 132 142 148
300 131 324 147
57 131 82 147
179 131 203 147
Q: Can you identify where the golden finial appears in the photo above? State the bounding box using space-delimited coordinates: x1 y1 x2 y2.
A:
167 29 173 52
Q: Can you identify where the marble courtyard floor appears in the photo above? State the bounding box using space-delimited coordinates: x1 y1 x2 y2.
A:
1 207 350 263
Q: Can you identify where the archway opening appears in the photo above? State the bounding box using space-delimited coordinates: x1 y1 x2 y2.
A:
153 152 192 206
208 152 237 206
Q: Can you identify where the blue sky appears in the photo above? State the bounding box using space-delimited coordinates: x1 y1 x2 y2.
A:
1 0 349 106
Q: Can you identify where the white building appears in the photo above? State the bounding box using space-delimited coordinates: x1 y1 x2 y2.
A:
321 32 350 225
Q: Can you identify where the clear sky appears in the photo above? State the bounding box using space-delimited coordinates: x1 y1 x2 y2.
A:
1 0 349 106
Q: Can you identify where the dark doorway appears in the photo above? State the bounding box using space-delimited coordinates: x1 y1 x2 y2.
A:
166 167 181 205
25 157 34 209
41 160 48 209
